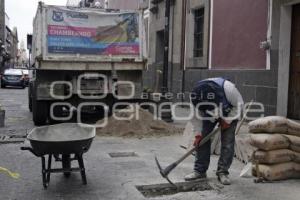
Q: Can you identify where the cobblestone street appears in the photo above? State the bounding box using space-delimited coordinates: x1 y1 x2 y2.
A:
0 88 299 200
0 88 33 136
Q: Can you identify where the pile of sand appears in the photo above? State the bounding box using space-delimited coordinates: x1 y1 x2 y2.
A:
96 106 183 138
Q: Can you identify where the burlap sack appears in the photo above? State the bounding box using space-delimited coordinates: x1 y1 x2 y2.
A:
287 120 300 137
295 162 300 171
253 149 295 164
252 162 300 181
250 134 289 151
249 116 288 133
291 144 300 153
295 151 300 163
284 134 300 153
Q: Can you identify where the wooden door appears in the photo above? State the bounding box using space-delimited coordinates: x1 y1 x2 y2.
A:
288 4 300 119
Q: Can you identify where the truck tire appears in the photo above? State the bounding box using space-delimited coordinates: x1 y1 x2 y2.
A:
32 97 48 126
48 104 61 125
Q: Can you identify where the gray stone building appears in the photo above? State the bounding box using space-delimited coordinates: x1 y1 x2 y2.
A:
0 0 5 70
0 0 19 71
0 18 18 71
143 0 300 119
0 0 4 42
9 27 19 66
3 24 18 68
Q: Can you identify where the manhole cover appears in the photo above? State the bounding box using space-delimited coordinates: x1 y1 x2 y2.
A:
109 152 138 158
136 180 213 198
115 161 146 170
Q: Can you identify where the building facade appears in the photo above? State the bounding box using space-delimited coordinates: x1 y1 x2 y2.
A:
17 41 28 67
107 0 140 10
143 0 300 118
3 24 18 68
0 0 5 71
0 0 4 42
0 0 19 72
10 27 18 66
275 0 300 119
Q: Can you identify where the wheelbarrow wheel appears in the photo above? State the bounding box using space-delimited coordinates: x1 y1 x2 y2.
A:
62 155 71 178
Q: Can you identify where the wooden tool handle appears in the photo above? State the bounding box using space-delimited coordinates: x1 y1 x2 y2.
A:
175 126 221 165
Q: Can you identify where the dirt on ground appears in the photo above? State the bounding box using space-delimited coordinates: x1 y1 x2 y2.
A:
96 106 183 138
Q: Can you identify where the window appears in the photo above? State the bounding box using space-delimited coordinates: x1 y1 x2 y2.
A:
194 8 205 58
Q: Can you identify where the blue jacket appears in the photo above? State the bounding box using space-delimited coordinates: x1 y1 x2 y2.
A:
191 77 233 116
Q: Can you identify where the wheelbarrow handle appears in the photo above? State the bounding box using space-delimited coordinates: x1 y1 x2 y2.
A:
82 146 88 151
20 147 32 151
20 147 39 157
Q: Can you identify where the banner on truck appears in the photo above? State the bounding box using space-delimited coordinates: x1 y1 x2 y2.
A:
47 7 140 56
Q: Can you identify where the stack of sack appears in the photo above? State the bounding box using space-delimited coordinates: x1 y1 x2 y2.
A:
249 116 300 181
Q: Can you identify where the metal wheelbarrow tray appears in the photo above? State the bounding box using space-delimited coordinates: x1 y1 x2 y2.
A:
21 123 95 189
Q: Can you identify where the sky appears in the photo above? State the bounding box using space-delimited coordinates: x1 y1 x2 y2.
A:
6 0 67 49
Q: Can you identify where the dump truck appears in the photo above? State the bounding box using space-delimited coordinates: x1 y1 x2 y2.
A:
28 2 147 125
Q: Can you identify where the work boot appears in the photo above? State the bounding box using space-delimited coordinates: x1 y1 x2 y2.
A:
184 171 207 181
218 174 231 185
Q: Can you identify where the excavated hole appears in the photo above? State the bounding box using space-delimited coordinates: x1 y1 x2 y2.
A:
136 180 213 198
108 152 138 158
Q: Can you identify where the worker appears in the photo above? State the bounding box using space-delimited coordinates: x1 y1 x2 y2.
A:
185 77 244 185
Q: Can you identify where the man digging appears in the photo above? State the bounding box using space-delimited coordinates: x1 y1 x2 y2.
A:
185 77 244 185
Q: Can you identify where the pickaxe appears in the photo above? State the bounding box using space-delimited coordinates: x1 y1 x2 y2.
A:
155 126 221 186
155 101 254 186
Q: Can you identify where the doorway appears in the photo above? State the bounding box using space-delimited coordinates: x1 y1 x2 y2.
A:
288 4 300 119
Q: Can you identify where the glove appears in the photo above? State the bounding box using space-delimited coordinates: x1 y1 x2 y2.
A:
219 119 231 130
193 134 203 146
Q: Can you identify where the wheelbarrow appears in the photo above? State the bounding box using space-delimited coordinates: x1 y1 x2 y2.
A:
21 123 95 189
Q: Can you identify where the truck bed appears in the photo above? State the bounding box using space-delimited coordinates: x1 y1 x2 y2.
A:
36 60 145 71
32 3 146 69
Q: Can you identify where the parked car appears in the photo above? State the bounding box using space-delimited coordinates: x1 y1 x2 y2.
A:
22 69 29 86
1 69 26 89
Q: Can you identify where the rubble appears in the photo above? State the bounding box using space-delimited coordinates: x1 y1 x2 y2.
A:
96 106 183 138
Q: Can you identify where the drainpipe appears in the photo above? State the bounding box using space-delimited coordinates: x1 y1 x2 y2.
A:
160 0 173 122
162 0 171 94
180 0 187 103
170 1 175 92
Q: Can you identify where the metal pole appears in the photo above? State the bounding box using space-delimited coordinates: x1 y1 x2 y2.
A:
162 0 171 94
28 50 31 68
180 0 187 103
